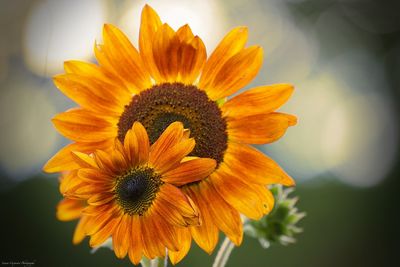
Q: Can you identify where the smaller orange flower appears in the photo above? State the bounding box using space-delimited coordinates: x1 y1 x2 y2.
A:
59 121 216 264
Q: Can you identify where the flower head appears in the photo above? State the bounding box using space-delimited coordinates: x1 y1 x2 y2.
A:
44 4 297 257
58 121 216 264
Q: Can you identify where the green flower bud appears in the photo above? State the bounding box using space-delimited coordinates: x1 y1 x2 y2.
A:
244 185 305 249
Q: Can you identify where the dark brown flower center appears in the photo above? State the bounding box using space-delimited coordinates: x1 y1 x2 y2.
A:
115 167 162 216
117 82 228 165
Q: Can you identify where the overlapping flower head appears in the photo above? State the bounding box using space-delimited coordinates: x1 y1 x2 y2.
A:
57 121 216 264
44 3 297 264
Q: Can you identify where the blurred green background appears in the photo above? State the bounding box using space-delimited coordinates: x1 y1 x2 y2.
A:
1 0 399 266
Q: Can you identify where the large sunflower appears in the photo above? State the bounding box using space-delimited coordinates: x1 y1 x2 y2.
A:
56 121 216 264
44 4 296 255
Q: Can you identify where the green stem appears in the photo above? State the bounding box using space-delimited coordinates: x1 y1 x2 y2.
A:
212 237 235 267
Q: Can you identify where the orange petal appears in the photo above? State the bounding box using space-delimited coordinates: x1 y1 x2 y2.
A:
131 122 150 165
158 184 200 226
185 185 219 254
153 197 188 227
59 171 78 195
139 4 163 81
162 158 216 186
73 216 90 244
221 84 294 117
63 60 126 92
227 112 297 144
203 46 263 100
93 149 120 175
151 23 180 82
176 24 206 84
100 24 152 92
87 193 115 206
200 27 248 91
168 228 192 264
151 213 180 251
113 215 131 259
149 121 184 166
53 74 127 116
224 142 295 186
151 138 195 173
56 198 85 221
128 216 143 265
150 23 206 84
123 128 139 166
85 210 116 236
89 216 120 248
200 181 243 246
43 140 112 173
77 168 112 184
210 167 269 220
110 148 129 174
71 151 97 168
52 108 116 142
140 215 166 259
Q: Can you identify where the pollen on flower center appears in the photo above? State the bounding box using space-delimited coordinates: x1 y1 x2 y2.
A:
115 167 162 216
118 82 228 165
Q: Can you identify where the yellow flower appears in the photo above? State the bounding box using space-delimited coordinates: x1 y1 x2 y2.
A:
57 121 216 264
44 4 296 256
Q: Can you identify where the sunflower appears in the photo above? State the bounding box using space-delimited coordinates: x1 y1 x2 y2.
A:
56 121 216 264
44 4 296 255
